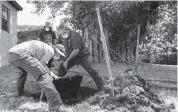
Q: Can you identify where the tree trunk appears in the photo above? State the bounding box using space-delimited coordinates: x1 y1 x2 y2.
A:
127 47 135 63
99 41 103 61
84 27 90 48
126 29 136 63
89 19 99 63
92 32 99 63
122 41 126 60
82 28 85 38
84 27 92 62
90 39 93 62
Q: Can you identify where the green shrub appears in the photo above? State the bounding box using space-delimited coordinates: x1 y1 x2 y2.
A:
17 29 41 43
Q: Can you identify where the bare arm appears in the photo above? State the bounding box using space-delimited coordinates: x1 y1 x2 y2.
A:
40 59 59 79
66 49 79 62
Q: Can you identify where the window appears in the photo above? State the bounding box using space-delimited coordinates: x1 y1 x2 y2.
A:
2 5 10 32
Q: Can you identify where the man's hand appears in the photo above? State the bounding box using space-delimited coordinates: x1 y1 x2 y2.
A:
63 61 68 71
50 72 60 80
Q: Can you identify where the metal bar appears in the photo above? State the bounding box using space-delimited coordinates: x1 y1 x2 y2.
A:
96 7 115 97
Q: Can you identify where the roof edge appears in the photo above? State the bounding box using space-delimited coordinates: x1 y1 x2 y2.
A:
8 1 23 11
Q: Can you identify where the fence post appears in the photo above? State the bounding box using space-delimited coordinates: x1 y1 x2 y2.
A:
135 25 141 74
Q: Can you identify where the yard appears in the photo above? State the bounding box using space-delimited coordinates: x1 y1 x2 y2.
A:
0 61 177 112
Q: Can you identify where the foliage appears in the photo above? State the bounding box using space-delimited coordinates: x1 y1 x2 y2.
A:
17 29 41 44
88 68 175 111
27 1 177 64
27 1 66 20
27 1 158 36
140 1 177 64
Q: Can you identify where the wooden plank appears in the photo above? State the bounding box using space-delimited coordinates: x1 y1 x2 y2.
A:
145 78 177 84
135 25 141 74
96 7 115 97
149 82 177 89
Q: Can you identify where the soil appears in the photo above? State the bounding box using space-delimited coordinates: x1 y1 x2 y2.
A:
86 68 176 112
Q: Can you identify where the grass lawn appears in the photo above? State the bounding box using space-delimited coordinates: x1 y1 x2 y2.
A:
0 61 177 112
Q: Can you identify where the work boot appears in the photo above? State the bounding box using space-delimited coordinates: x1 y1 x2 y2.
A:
16 68 28 96
16 85 25 96
96 76 106 92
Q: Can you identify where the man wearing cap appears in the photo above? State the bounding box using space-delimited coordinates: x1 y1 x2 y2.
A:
57 22 105 91
37 21 57 68
37 21 57 45
7 40 72 112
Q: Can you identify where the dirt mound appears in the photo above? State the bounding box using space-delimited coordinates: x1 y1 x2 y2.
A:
88 68 176 112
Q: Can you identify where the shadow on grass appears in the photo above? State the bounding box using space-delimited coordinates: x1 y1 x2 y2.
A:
24 92 41 100
51 86 97 105
19 86 97 106
78 86 97 99
63 86 97 105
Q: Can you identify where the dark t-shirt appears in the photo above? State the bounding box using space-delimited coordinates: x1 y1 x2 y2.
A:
38 29 56 44
57 30 89 59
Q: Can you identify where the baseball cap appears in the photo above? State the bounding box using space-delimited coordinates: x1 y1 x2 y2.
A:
45 21 51 28
48 43 66 57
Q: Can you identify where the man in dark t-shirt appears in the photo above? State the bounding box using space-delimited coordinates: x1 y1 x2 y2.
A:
37 21 57 45
37 21 57 68
57 22 104 91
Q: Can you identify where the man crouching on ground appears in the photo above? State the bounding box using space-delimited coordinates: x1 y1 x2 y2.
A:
7 40 73 112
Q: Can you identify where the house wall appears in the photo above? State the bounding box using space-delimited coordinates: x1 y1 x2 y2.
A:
0 1 18 67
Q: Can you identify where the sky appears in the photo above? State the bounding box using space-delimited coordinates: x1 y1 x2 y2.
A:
16 0 64 26
16 0 49 25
